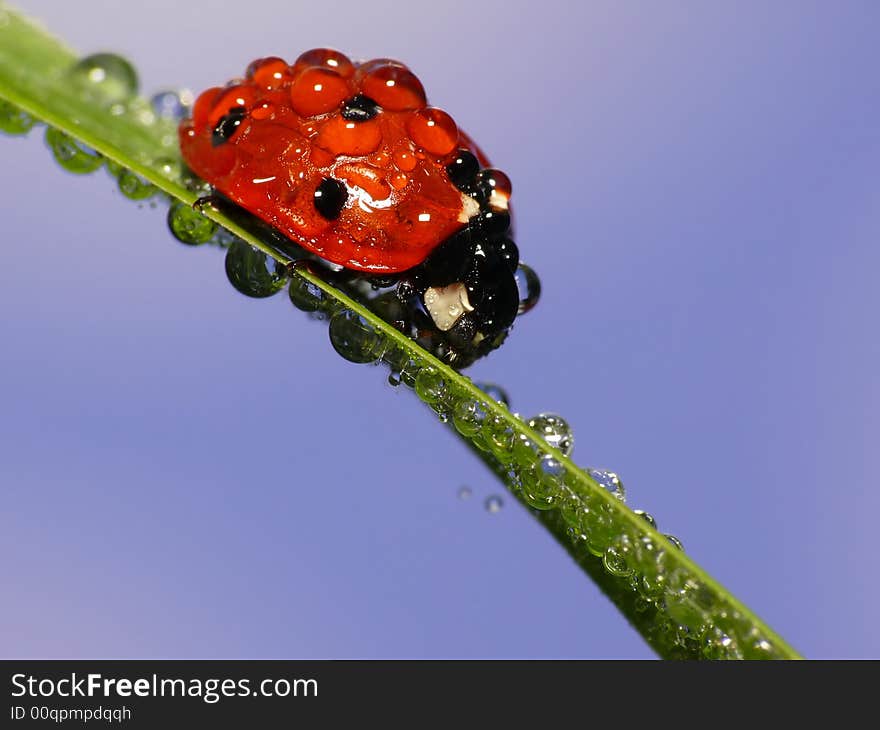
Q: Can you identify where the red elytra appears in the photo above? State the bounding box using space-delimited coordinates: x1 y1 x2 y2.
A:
180 50 495 274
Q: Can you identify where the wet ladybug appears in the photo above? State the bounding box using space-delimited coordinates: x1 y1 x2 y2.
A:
180 49 534 365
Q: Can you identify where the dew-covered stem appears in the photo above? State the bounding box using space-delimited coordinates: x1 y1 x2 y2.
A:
0 2 801 659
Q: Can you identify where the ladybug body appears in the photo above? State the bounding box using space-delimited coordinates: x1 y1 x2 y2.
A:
181 49 529 365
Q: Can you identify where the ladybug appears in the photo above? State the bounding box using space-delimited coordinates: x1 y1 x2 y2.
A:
180 49 533 365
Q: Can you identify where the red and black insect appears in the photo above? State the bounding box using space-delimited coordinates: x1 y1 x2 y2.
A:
180 49 533 364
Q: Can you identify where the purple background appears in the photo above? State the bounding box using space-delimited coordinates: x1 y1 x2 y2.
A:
2 1 878 658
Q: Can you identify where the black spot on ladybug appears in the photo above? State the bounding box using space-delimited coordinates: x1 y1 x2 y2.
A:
341 94 380 121
446 149 480 191
314 177 348 220
211 106 247 147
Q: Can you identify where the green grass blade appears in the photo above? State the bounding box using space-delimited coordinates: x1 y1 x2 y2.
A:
0 2 801 659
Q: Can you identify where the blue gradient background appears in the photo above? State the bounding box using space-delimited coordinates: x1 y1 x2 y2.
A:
1 1 878 658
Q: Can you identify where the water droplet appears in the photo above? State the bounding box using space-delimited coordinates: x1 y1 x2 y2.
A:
452 398 486 437
603 545 633 577
288 275 326 312
584 502 616 556
540 454 566 479
588 468 626 502
125 97 157 127
45 127 103 174
0 99 36 136
483 412 514 459
700 624 743 660
225 239 287 298
70 53 139 103
559 490 589 531
383 348 421 388
155 156 182 180
515 263 541 314
485 495 503 513
328 309 386 364
414 367 447 405
666 586 707 631
511 432 540 467
519 459 561 510
167 201 216 245
675 633 703 657
751 638 775 656
457 486 473 500
664 534 684 551
635 535 667 596
526 412 574 456
634 509 656 529
475 382 510 407
150 89 193 120
117 168 156 200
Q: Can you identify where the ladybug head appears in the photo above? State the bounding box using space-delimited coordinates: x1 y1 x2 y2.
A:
398 148 522 363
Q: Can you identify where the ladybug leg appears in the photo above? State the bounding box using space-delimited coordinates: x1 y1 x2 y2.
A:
192 192 226 213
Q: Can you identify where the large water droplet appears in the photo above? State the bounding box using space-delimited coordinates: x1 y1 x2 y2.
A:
117 168 156 200
70 53 139 103
328 309 386 364
225 239 287 298
664 534 684 551
485 495 503 513
150 89 193 120
0 99 36 136
45 128 103 174
526 412 574 456
588 468 626 502
167 201 216 245
515 263 541 314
